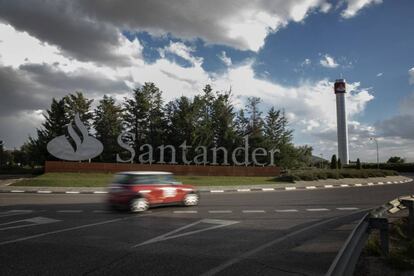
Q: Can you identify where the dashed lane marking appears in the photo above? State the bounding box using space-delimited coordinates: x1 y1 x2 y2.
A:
93 191 108 194
56 210 83 213
10 190 25 193
210 190 224 193
275 209 298 213
37 190 52 194
208 210 232 214
65 191 80 194
262 188 274 191
306 186 316 189
306 208 330 212
237 189 251 192
242 210 265 213
337 207 360 211
285 187 296 190
173 211 198 214
324 185 334 188
340 184 349 187
355 184 362 187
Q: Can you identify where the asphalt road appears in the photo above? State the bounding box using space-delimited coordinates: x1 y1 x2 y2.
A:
1 179 414 276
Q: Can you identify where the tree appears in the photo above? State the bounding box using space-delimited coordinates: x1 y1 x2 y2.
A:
26 98 69 165
64 92 94 130
212 91 236 145
338 158 343 169
193 85 215 151
330 154 337 169
93 95 124 162
356 158 362 169
387 156 405 164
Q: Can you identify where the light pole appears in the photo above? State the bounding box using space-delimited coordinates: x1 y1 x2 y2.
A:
370 137 379 169
0 140 3 168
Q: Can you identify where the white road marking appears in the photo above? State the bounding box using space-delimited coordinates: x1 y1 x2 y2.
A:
11 190 25 193
306 186 316 189
275 209 298 213
242 210 265 213
354 184 362 186
377 182 384 185
37 190 52 194
324 185 334 188
306 208 329 212
200 209 369 276
340 184 349 187
56 210 83 213
285 187 296 190
210 190 224 193
0 212 157 246
93 191 108 194
65 191 80 194
0 217 60 231
208 210 232 214
173 210 198 214
237 189 250 192
367 183 374 186
262 188 274 191
133 219 239 248
393 181 399 184
337 207 360 211
0 210 34 218
386 181 392 184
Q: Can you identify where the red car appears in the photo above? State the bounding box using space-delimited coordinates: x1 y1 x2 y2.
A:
107 171 199 212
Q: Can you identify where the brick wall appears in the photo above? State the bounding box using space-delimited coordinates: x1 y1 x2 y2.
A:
45 161 280 176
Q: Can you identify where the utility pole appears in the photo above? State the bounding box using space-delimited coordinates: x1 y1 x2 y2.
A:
0 140 3 168
370 137 379 169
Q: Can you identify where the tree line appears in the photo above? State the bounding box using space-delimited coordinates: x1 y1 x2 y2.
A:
13 82 313 168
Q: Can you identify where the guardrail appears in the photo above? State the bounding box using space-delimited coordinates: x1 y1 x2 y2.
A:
326 195 414 276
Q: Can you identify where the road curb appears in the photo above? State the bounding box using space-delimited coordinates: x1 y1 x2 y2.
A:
1 178 412 195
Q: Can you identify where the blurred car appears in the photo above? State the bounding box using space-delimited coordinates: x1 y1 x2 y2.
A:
107 171 199 212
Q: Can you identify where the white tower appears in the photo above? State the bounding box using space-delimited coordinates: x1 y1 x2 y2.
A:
334 79 349 165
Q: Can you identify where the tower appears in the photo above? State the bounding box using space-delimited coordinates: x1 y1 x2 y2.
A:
334 79 349 165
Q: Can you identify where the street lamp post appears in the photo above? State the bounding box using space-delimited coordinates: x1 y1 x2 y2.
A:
0 140 3 168
370 137 379 169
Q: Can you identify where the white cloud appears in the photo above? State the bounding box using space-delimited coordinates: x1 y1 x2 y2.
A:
0 0 335 54
159 41 203 66
218 51 232 66
409 67 414 84
320 54 339 68
341 0 383 19
301 58 312 66
376 72 383 77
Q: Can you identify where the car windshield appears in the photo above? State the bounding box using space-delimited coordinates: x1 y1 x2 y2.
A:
112 174 177 185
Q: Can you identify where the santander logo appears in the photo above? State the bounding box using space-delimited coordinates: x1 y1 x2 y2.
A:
47 113 103 161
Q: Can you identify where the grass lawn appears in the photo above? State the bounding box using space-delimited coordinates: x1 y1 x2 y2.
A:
14 173 282 187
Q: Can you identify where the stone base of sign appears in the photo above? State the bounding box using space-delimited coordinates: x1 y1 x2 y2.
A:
45 161 280 176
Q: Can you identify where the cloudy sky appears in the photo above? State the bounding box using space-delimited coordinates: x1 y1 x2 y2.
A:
0 0 413 162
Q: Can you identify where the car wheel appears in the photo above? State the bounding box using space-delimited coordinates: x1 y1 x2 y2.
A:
183 193 199 206
130 197 149 213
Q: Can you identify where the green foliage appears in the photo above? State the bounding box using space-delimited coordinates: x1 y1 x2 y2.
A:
284 169 397 181
22 82 313 167
387 156 405 164
338 158 343 169
93 95 123 162
330 154 337 169
356 158 362 169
